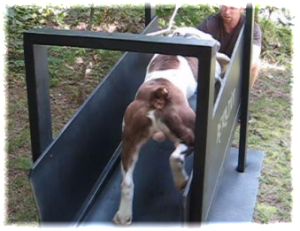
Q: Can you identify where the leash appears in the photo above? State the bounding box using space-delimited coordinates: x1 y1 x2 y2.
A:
146 3 182 36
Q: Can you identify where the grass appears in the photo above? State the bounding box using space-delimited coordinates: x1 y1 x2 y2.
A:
255 203 278 223
232 63 293 223
4 4 294 226
47 46 124 137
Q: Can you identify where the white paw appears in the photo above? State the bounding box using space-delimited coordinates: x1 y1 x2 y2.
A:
113 211 132 226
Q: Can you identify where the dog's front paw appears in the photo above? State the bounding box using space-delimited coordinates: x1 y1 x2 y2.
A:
113 211 132 226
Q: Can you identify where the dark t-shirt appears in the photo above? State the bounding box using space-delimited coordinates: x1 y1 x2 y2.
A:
198 13 262 57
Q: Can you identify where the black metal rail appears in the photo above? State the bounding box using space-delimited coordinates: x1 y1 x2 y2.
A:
238 3 254 172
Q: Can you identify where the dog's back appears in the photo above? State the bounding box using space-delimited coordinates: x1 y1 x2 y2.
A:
145 54 197 99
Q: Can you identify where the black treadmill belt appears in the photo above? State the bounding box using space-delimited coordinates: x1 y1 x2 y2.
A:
80 140 194 224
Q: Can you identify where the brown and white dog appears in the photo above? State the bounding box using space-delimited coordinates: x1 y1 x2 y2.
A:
113 27 230 225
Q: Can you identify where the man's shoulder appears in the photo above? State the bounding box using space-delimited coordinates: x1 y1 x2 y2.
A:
254 21 262 32
240 14 261 31
199 13 221 33
203 13 221 25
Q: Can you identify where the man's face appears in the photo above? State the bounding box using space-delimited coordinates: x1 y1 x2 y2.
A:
220 5 244 24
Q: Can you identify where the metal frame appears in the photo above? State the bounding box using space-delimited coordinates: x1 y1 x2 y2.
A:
238 3 254 172
145 2 156 26
24 43 52 162
24 3 254 225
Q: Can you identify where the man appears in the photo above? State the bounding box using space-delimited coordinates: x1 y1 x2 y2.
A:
198 4 262 87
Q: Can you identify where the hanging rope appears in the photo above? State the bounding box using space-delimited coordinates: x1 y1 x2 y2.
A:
146 3 182 36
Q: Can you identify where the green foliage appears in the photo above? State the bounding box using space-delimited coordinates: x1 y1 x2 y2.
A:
260 18 293 65
62 4 145 33
254 4 261 22
156 4 219 28
5 5 144 84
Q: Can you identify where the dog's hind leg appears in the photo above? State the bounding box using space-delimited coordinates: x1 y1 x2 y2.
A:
113 104 151 225
113 145 139 226
169 143 190 192
163 109 195 192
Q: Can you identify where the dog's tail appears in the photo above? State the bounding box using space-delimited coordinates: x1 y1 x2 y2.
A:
151 87 170 110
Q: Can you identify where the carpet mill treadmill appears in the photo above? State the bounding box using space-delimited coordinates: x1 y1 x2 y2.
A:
24 3 263 227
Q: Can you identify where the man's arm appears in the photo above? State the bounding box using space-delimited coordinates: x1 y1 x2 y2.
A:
252 22 262 65
252 44 261 65
197 14 219 36
249 22 262 87
197 18 208 32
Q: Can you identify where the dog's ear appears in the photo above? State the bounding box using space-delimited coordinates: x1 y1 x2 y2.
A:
216 52 230 75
